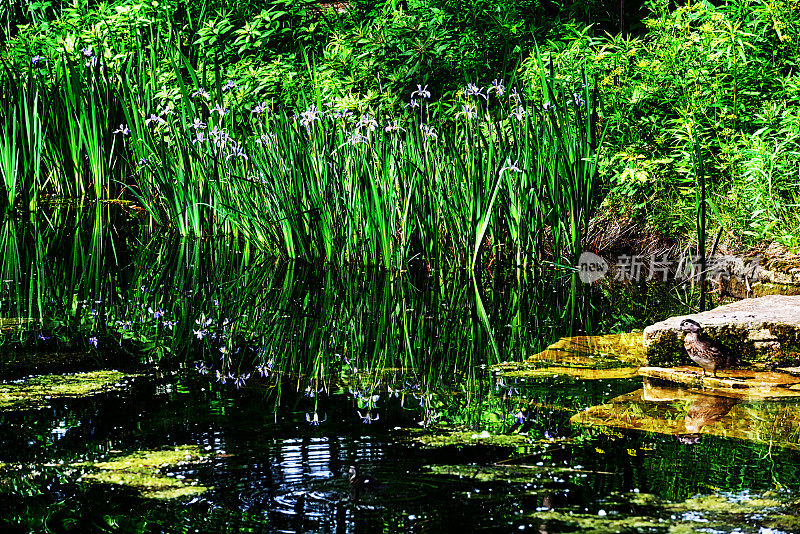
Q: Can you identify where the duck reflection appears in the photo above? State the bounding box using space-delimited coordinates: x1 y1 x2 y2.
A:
538 489 572 511
536 483 586 534
678 393 739 445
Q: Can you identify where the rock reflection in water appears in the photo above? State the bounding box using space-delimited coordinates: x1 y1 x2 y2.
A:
643 378 740 444
571 377 800 449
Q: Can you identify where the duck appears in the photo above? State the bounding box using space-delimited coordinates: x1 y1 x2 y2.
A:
677 319 738 377
348 465 379 489
348 465 380 500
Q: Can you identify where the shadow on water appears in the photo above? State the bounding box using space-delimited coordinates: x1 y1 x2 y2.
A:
2 207 800 532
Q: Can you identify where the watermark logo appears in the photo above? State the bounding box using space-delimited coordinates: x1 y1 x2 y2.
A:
578 252 609 283
576 253 761 284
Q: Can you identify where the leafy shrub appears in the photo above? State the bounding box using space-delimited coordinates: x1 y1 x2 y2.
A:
520 0 800 247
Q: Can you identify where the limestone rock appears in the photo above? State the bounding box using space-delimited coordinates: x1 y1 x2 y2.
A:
643 295 800 366
721 243 800 297
492 333 646 380
525 332 646 366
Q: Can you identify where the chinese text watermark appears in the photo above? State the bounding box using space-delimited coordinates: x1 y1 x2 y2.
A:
577 252 760 284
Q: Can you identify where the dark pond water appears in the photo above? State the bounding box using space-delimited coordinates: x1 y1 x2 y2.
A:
1 206 800 533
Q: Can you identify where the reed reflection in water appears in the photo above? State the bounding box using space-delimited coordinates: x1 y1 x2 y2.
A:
5 207 789 533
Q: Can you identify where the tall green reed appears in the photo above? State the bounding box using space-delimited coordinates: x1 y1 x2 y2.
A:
1 48 124 206
216 65 599 270
117 32 228 237
694 133 707 311
0 68 45 212
1 36 603 270
37 51 120 199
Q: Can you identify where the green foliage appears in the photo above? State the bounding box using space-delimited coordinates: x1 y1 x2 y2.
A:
0 63 45 211
2 0 800 253
1 9 603 268
531 0 800 247
117 50 600 267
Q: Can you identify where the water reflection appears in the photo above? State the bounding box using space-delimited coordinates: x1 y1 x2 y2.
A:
4 208 800 532
576 378 800 450
0 206 680 433
678 393 740 445
640 378 742 444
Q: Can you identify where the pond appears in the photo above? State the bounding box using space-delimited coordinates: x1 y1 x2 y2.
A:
1 206 800 533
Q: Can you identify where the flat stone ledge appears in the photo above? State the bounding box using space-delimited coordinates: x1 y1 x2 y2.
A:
638 366 800 400
492 333 646 380
643 295 800 366
524 332 646 365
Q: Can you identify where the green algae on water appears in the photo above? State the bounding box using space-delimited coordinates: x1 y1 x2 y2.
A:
78 445 210 500
428 463 602 482
526 490 797 534
0 371 132 410
526 509 665 534
664 492 784 515
0 317 38 334
401 427 532 449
